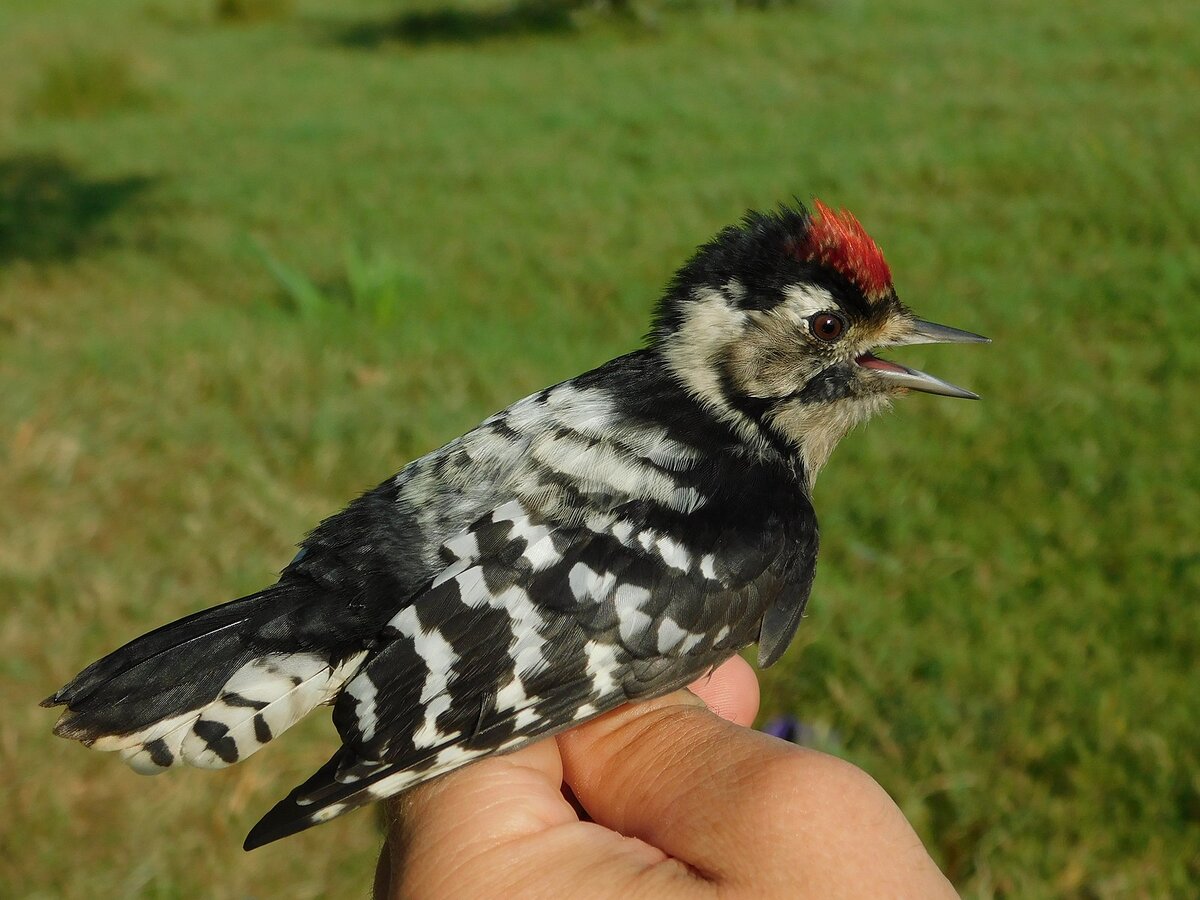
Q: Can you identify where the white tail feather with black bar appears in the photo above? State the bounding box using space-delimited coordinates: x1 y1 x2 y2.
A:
85 651 367 775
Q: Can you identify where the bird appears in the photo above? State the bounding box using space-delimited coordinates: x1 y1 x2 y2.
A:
43 200 988 850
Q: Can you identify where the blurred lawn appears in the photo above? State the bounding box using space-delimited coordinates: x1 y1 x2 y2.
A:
2 0 1198 896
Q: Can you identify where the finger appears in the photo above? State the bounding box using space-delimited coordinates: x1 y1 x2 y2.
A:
381 739 574 894
558 694 956 895
380 737 694 899
556 689 813 884
687 654 760 726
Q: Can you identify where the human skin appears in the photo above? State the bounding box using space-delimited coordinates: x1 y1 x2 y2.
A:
375 656 958 899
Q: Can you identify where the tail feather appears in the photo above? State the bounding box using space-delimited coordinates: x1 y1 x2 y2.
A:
177 650 367 770
45 583 365 774
44 587 307 734
43 591 275 711
114 710 201 774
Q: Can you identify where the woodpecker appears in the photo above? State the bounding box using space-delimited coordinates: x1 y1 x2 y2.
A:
44 200 988 850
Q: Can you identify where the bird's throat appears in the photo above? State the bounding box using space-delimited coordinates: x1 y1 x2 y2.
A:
768 393 893 487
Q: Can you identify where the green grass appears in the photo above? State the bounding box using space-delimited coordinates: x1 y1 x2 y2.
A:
213 0 296 24
1 0 1197 896
23 49 156 120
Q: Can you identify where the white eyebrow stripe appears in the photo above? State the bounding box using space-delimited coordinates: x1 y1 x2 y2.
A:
783 284 838 320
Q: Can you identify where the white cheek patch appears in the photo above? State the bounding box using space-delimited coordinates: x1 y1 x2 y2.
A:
660 289 746 411
658 288 790 455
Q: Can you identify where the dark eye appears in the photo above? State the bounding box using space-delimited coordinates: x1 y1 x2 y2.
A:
810 312 846 343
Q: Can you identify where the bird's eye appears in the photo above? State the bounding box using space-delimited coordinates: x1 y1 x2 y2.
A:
810 312 846 343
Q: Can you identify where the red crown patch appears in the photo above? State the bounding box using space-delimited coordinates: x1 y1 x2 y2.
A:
795 200 893 301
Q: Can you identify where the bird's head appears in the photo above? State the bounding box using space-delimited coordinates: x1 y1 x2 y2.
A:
652 201 988 482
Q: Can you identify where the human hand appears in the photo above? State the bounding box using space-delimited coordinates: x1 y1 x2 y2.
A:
375 657 957 899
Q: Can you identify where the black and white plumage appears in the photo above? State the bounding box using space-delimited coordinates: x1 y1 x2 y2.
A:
43 201 987 849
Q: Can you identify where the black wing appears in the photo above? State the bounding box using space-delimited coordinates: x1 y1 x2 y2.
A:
244 492 807 848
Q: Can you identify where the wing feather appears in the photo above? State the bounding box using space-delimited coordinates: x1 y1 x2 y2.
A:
245 496 795 847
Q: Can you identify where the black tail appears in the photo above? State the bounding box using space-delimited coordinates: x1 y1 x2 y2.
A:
44 586 303 734
44 582 365 773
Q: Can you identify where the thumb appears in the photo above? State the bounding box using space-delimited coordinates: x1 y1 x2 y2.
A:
687 654 760 726
556 678 797 884
556 676 959 897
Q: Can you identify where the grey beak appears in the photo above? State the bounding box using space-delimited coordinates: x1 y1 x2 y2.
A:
857 317 989 400
894 318 991 346
864 360 981 400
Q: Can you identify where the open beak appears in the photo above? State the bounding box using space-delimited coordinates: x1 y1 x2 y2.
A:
855 318 990 400
893 319 991 347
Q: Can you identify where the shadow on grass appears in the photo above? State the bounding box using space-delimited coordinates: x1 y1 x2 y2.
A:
335 0 588 47
0 154 155 264
331 0 821 48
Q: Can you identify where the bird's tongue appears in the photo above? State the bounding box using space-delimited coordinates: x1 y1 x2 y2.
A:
855 352 908 374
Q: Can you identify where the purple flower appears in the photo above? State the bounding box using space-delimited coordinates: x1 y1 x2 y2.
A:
761 715 800 742
761 716 840 749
